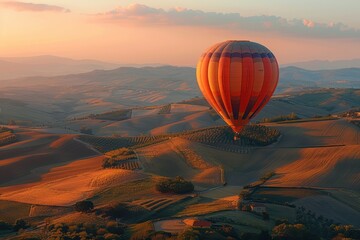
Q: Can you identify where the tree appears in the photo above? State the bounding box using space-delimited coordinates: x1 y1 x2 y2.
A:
239 189 251 200
14 219 27 231
272 223 318 240
177 229 200 240
75 200 94 213
103 203 129 218
80 126 93 135
156 176 194 194
106 221 125 235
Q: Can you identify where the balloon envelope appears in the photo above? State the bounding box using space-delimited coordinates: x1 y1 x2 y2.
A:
196 40 279 133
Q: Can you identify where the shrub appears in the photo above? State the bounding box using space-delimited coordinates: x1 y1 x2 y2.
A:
272 223 316 240
156 176 194 194
217 224 237 238
262 112 299 123
239 189 251 200
177 229 200 240
103 203 129 218
104 233 121 240
106 221 125 235
97 228 107 235
74 200 94 213
80 126 93 135
14 219 28 231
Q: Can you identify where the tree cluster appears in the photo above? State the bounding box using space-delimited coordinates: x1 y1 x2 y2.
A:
74 200 94 213
80 126 93 135
262 112 299 123
0 218 29 233
155 176 194 194
45 221 127 240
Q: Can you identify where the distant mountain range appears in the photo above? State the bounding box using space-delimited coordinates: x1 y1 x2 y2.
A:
2 55 360 80
282 59 360 70
0 55 168 80
0 55 121 80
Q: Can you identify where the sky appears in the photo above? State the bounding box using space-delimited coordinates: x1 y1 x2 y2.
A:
0 0 359 66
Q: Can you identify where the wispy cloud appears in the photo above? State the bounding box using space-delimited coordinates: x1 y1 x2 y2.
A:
94 4 360 39
1 1 70 13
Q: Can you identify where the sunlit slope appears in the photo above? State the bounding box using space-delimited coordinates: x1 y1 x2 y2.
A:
267 145 360 189
0 131 96 185
0 129 147 205
267 119 360 189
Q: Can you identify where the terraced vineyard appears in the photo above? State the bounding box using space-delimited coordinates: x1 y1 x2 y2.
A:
78 109 132 121
132 197 189 212
158 104 171 114
0 127 17 147
112 160 142 170
78 125 280 153
78 135 167 152
171 138 211 169
179 97 209 106
179 125 280 147
103 157 142 169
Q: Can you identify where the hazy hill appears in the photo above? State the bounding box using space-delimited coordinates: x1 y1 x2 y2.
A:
0 66 359 126
0 55 120 80
2 65 360 91
283 59 360 70
278 67 360 93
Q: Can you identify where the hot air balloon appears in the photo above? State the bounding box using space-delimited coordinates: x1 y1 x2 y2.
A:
196 40 279 138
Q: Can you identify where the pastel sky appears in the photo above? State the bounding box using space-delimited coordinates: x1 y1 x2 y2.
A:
1 0 359 65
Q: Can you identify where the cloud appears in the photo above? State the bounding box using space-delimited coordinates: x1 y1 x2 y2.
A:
1 1 70 13
94 4 360 39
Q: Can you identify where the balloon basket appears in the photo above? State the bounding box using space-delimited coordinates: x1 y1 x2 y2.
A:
233 132 241 141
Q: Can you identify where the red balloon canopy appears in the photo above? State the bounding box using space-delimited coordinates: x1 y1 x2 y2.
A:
196 40 279 133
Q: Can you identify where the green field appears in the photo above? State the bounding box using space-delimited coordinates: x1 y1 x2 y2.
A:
251 187 325 203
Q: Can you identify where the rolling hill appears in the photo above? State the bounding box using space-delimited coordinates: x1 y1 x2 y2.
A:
60 88 359 136
0 65 359 126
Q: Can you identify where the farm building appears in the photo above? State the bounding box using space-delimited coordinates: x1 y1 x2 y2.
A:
183 218 212 228
250 203 267 213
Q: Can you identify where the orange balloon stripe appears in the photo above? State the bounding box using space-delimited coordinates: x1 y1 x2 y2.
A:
239 56 254 120
199 44 225 117
248 56 272 118
208 42 230 119
218 43 234 119
229 42 243 120
249 56 278 119
243 44 264 119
